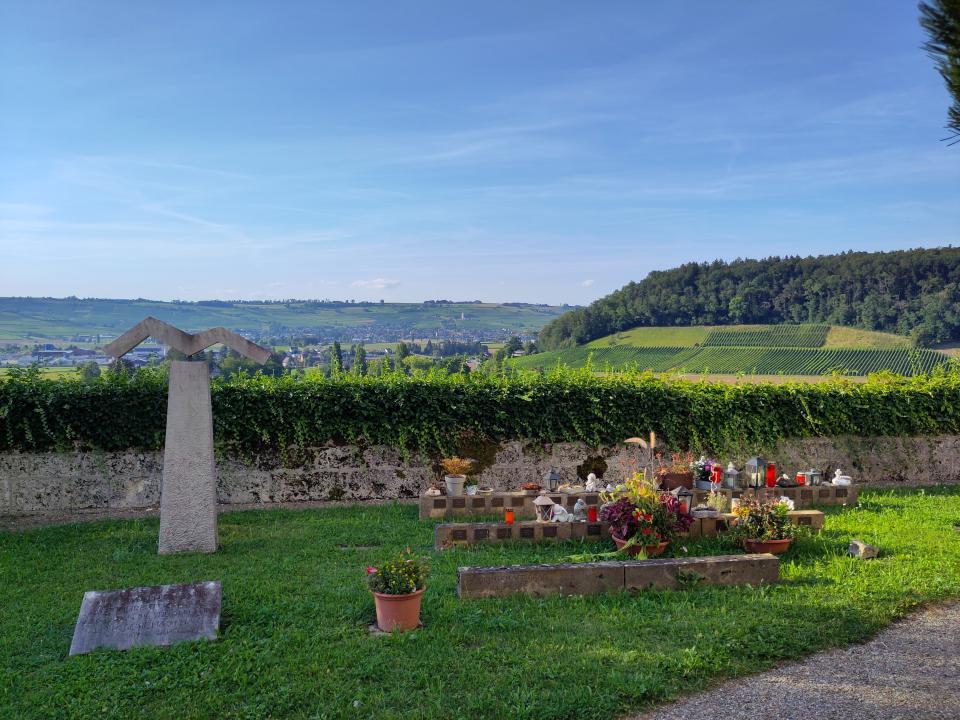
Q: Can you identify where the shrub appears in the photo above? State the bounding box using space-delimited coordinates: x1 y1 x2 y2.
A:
366 550 429 595
2 364 960 457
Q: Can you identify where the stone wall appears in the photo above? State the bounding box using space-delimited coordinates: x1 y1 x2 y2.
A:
2 435 959 515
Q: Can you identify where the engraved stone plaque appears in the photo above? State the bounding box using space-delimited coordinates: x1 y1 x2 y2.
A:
69 581 221 656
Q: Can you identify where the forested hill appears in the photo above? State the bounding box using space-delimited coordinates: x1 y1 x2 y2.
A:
538 247 960 350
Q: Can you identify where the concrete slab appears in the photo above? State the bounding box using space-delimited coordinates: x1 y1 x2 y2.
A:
69 580 220 655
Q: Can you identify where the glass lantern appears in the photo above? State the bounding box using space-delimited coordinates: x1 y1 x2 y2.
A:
544 467 561 492
723 462 740 490
807 468 823 486
744 457 766 489
533 494 555 522
676 487 694 515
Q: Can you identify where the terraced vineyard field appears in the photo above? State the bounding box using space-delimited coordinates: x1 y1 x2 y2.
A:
514 344 953 376
514 346 698 372
703 324 829 348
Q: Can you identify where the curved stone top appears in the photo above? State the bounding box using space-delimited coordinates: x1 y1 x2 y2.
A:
103 316 271 364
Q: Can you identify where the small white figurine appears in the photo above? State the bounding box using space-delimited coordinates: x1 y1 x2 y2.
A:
832 469 852 486
572 498 588 521
550 504 573 522
605 483 615 492
585 473 598 492
425 486 442 497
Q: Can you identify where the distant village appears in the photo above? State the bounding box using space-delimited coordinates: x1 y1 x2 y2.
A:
0 325 539 375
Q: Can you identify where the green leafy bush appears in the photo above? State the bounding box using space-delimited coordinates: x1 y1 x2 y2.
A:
2 364 960 456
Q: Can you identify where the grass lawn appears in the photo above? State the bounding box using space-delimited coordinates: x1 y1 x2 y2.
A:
2 488 959 719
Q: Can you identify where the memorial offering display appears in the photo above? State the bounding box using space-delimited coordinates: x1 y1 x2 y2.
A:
69 581 221 655
366 549 429 632
104 317 270 555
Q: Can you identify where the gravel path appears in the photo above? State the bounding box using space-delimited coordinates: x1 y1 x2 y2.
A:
633 600 960 720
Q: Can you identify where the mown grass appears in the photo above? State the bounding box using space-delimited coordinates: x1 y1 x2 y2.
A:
2 488 959 720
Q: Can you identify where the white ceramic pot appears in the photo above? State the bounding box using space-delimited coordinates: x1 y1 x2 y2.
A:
465 484 478 496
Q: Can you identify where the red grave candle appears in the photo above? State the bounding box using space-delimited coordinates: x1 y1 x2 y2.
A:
504 508 515 525
765 463 777 488
587 505 598 522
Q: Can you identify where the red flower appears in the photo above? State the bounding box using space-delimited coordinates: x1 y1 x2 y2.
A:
642 527 652 535
365 566 378 575
644 513 653 522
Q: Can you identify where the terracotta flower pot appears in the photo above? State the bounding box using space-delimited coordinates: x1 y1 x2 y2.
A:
744 538 792 555
611 534 669 557
373 587 425 632
657 471 694 491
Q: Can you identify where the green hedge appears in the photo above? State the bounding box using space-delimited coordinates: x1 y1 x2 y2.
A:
2 366 960 456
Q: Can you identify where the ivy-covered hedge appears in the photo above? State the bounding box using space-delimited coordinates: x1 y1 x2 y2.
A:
2 366 960 456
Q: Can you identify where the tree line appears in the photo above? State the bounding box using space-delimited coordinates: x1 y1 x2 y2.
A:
538 247 960 349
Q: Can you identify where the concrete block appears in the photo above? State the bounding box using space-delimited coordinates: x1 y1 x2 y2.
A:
458 562 625 598
623 553 779 592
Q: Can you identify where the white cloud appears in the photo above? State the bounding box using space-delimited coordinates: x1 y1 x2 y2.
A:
351 278 400 290
581 279 595 287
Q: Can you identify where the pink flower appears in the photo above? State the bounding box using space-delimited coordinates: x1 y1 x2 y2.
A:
366 566 378 575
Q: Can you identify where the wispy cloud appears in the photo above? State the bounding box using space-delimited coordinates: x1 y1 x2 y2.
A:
351 278 400 290
581 279 594 288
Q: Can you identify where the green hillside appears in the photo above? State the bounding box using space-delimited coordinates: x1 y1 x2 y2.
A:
515 323 953 376
0 297 567 341
539 247 960 349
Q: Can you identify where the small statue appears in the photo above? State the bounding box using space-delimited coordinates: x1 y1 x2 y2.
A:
605 483 615 492
551 504 573 522
572 498 588 521
585 473 599 492
425 485 442 497
832 469 852 486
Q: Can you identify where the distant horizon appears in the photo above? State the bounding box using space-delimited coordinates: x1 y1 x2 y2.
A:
3 2 959 304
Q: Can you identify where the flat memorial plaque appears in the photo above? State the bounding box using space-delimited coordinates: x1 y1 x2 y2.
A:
69 580 221 656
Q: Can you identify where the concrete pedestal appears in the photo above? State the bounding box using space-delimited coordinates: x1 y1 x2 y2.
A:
158 361 217 554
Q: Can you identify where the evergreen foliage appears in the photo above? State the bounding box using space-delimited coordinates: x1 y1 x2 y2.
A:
538 248 960 349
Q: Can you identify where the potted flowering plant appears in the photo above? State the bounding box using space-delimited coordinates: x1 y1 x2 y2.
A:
367 549 429 632
690 456 716 491
655 451 695 490
440 456 473 497
600 472 693 557
731 496 796 554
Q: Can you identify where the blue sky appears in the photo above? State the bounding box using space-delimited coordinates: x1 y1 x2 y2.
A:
1 1 957 305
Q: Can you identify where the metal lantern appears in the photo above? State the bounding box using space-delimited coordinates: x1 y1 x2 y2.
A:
807 468 823 486
533 494 555 522
676 487 694 515
545 467 561 492
744 457 766 489
722 462 740 490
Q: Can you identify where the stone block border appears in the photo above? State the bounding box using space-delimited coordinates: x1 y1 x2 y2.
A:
435 510 823 549
420 486 856 520
457 553 780 598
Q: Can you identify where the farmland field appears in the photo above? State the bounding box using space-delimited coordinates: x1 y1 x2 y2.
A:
703 324 829 348
515 322 953 376
585 323 911 350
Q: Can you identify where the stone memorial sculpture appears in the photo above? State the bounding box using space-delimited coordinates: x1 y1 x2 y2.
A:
585 473 598 492
104 317 270 555
572 498 588 521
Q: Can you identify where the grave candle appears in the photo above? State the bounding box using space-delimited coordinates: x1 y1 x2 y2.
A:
587 505 598 522
765 462 777 488
504 508 515 525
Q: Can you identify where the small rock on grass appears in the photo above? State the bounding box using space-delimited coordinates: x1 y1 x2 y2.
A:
849 538 879 559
